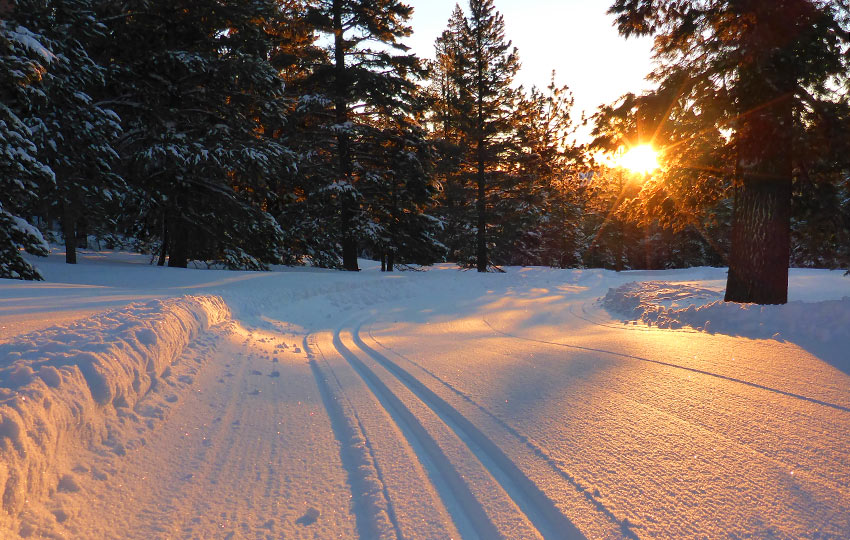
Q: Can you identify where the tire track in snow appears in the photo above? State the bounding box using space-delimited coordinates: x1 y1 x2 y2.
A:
484 317 850 414
349 324 590 540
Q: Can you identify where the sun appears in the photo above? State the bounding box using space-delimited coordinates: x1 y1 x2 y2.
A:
619 145 660 174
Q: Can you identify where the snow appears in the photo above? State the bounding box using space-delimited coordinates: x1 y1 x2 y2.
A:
0 251 848 538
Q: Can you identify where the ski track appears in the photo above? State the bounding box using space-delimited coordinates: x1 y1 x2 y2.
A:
363 309 850 538
10 263 848 539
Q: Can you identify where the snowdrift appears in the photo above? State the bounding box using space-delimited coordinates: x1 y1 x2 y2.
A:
602 280 850 348
0 296 229 521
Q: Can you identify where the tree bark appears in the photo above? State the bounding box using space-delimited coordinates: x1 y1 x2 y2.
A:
167 212 189 268
333 0 359 272
725 96 792 304
61 202 76 265
475 139 486 272
75 216 88 249
157 217 168 267
386 250 394 272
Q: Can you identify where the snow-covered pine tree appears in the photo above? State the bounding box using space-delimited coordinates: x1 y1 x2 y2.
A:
0 18 52 279
429 5 475 265
358 114 445 270
431 0 521 272
16 0 123 265
494 76 583 267
101 0 293 269
609 0 850 303
306 0 424 271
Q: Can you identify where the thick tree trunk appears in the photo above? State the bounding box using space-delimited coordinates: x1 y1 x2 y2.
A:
725 97 792 304
167 212 189 268
61 202 76 265
386 250 394 272
381 253 386 272
341 236 358 272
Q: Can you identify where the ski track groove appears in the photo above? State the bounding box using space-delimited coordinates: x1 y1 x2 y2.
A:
364 322 634 539
330 328 501 540
303 333 401 540
347 323 592 540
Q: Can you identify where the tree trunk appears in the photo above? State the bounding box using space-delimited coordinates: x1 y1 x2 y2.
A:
341 236 358 271
76 216 88 249
333 0 359 273
61 202 76 265
381 253 386 272
476 138 487 272
167 212 189 268
725 96 792 304
386 250 394 272
157 217 168 267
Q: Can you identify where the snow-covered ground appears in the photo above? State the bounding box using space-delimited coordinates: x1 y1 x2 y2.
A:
1 249 849 539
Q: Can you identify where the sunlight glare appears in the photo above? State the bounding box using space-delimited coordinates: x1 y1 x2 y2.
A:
620 145 660 174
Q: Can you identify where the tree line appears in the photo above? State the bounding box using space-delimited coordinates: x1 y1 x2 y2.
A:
1 0 848 304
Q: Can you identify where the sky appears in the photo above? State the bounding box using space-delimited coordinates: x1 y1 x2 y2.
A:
405 0 656 141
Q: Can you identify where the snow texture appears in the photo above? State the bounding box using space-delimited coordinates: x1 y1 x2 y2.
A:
0 252 848 539
0 296 229 521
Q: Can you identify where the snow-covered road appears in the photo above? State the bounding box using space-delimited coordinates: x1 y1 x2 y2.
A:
2 252 849 539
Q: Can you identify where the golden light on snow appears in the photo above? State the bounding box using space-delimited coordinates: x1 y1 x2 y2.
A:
619 145 660 174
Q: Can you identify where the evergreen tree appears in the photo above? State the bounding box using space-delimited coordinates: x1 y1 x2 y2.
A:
503 77 583 267
306 0 426 271
609 0 850 303
102 0 293 269
429 5 474 264
0 18 52 279
430 0 520 271
18 0 123 265
462 0 520 271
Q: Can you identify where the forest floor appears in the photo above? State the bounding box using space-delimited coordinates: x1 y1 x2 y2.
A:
1 251 849 539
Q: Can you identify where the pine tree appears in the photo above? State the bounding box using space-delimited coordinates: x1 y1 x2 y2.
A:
609 0 850 303
0 18 52 280
429 0 520 271
306 0 425 271
17 0 123 265
461 0 520 271
102 0 293 270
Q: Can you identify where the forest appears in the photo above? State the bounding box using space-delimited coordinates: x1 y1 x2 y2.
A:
2 0 849 304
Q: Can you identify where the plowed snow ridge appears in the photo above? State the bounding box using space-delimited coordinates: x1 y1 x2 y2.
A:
0 295 229 521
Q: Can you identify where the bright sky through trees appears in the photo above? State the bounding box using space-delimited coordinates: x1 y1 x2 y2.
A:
406 0 655 141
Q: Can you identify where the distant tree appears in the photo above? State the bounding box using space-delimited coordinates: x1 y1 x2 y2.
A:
609 0 850 303
0 18 52 279
306 0 425 271
430 0 520 271
504 76 584 267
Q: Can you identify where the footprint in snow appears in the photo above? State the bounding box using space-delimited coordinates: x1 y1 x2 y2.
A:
269 371 280 378
249 389 261 395
251 370 262 375
296 508 320 526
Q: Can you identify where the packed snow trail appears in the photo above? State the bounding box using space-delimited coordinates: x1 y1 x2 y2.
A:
1 251 849 538
58 322 357 539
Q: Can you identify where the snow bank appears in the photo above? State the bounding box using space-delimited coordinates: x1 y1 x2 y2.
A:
0 296 229 519
602 280 850 342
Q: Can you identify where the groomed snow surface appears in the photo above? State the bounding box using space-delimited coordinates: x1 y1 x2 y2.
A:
1 250 849 539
